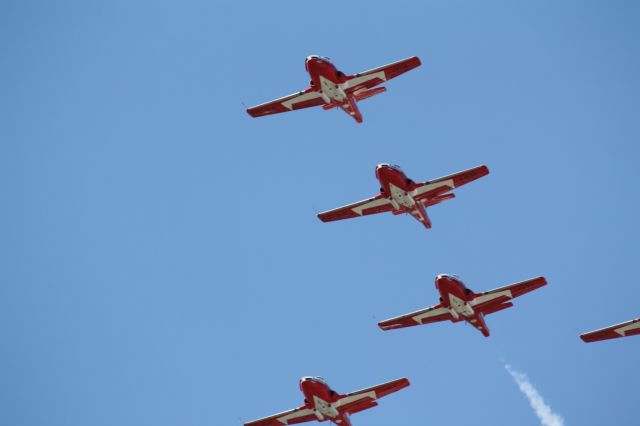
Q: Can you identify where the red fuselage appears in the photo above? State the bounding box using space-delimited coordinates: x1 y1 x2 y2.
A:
435 274 490 336
299 377 351 425
304 56 362 123
374 164 431 227
375 163 415 196
305 56 347 87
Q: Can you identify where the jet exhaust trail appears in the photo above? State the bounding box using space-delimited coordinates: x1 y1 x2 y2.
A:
505 364 565 426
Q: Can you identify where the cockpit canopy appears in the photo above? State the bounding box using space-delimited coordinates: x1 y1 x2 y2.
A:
438 273 462 282
307 55 331 62
306 55 330 71
378 163 403 171
301 376 327 384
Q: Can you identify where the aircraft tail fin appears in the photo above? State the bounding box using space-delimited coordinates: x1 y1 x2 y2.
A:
410 202 432 228
470 313 490 337
335 413 353 426
344 96 363 123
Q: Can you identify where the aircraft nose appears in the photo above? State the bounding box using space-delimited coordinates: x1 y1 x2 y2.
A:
306 55 320 65
436 274 454 288
300 377 316 393
376 163 389 177
306 56 318 71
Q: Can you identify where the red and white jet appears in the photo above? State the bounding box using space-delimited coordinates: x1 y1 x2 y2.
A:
580 317 640 343
244 376 409 426
317 164 489 229
246 55 421 123
378 274 548 337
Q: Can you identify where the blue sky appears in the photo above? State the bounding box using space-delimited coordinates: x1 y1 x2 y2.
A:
2 1 639 425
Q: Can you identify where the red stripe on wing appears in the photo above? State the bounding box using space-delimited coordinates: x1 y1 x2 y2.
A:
343 378 410 400
380 56 422 80
247 88 324 117
378 305 452 330
368 377 411 398
506 276 548 298
317 195 393 222
345 56 421 94
412 165 489 202
472 277 547 312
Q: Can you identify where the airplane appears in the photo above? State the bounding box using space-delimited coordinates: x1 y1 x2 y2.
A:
246 55 421 123
317 164 489 229
580 317 640 343
244 376 409 426
378 274 548 337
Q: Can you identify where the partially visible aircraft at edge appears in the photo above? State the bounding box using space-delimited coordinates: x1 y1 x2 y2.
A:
317 164 489 229
246 55 421 123
244 376 409 426
378 274 548 337
580 317 640 343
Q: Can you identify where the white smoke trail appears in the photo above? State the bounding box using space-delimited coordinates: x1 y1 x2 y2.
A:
504 364 565 426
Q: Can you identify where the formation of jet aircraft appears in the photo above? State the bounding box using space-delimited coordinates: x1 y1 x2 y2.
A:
247 56 421 123
243 54 636 426
244 377 409 426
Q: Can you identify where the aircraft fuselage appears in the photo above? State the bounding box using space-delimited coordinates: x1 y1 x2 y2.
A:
435 274 490 336
374 164 431 227
305 56 362 123
299 377 351 426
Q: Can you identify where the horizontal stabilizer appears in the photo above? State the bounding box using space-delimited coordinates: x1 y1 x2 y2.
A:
422 193 455 207
353 87 387 101
317 195 393 222
481 302 513 315
346 401 378 414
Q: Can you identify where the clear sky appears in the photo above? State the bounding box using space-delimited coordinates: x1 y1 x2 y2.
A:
2 1 639 425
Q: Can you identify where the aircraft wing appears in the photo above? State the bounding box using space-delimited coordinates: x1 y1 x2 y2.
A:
343 56 421 94
247 88 325 118
470 276 547 312
317 194 394 222
378 304 453 330
335 378 410 414
580 318 640 343
411 165 489 203
244 406 317 426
